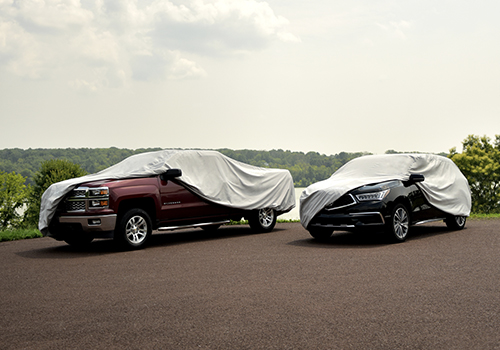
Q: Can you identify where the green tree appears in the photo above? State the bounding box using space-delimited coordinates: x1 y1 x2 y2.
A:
23 159 87 228
449 135 500 213
0 171 28 230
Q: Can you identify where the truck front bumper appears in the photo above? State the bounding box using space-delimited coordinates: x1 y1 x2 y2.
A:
59 214 117 232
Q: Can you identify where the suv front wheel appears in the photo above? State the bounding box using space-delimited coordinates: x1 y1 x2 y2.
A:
387 204 410 242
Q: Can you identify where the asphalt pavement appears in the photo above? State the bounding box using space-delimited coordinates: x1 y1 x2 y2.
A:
1 220 499 349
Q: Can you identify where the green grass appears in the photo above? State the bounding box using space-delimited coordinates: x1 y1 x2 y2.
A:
0 228 42 242
468 213 500 219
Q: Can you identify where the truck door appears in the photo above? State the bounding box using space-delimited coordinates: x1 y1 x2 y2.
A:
157 177 229 224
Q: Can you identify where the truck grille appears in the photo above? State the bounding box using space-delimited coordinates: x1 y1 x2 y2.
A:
71 189 87 197
63 186 110 213
66 201 86 211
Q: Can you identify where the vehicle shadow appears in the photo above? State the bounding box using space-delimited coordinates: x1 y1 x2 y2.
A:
289 223 458 249
16 225 272 258
148 225 272 247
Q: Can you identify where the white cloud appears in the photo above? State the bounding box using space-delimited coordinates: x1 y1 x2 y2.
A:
0 0 298 90
376 20 414 40
15 0 94 32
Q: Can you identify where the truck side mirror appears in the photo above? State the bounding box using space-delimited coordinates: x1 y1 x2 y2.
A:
160 169 182 181
409 174 425 183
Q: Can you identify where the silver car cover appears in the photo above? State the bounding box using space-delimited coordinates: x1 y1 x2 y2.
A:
39 150 296 235
300 154 471 229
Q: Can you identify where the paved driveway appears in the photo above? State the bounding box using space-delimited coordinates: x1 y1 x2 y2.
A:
1 220 499 349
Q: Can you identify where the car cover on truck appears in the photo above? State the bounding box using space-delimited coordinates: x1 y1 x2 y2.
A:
39 150 295 235
300 153 471 229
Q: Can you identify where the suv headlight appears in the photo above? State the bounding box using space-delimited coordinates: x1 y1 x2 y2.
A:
355 189 390 202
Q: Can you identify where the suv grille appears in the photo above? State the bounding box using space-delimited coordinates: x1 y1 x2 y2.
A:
325 194 356 211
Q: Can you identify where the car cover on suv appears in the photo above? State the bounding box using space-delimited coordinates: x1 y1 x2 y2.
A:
39 150 295 235
300 154 471 229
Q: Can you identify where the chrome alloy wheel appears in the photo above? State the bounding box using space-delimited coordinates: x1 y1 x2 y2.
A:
393 206 409 240
258 208 275 228
125 215 148 245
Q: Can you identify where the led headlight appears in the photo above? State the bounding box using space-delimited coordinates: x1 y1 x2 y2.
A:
355 189 390 201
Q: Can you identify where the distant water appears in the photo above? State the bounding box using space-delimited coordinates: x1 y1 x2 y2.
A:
279 187 305 221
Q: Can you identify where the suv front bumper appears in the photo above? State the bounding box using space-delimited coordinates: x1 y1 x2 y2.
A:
309 211 386 229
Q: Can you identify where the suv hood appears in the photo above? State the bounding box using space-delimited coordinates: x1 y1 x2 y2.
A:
351 181 400 194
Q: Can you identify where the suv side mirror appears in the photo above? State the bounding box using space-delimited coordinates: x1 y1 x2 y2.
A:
160 169 182 181
409 174 425 183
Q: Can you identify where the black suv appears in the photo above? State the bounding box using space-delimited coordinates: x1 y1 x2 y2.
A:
307 175 467 242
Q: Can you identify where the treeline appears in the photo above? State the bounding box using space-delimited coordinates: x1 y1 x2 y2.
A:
0 147 162 186
0 147 370 187
1 135 499 232
218 149 370 187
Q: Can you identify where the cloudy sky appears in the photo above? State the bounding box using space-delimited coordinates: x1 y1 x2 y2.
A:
1 0 499 155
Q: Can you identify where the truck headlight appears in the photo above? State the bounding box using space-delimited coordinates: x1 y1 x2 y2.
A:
89 188 109 197
88 187 109 209
355 189 390 201
89 200 109 209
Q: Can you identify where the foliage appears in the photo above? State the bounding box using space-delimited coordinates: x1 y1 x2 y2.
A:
468 213 500 219
218 149 370 186
0 228 42 242
0 171 28 229
449 135 500 214
1 147 370 188
0 147 162 186
23 159 88 228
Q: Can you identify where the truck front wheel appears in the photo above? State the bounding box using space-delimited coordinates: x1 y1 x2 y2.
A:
115 208 152 249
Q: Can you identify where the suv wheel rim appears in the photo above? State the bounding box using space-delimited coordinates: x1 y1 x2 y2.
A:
125 215 148 244
455 216 466 227
259 208 274 228
393 207 409 239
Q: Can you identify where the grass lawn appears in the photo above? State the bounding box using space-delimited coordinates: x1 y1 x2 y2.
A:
0 228 42 242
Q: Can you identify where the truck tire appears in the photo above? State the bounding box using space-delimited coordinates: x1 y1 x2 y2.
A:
115 208 152 249
248 208 276 233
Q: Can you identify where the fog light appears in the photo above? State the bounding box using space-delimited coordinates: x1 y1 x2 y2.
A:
89 219 101 226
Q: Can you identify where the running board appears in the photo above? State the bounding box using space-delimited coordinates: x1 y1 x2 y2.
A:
414 217 446 226
157 220 231 231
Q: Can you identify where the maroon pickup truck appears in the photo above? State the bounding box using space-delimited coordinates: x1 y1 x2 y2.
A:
50 169 282 249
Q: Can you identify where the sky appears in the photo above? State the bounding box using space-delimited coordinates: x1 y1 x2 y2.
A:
1 0 499 156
